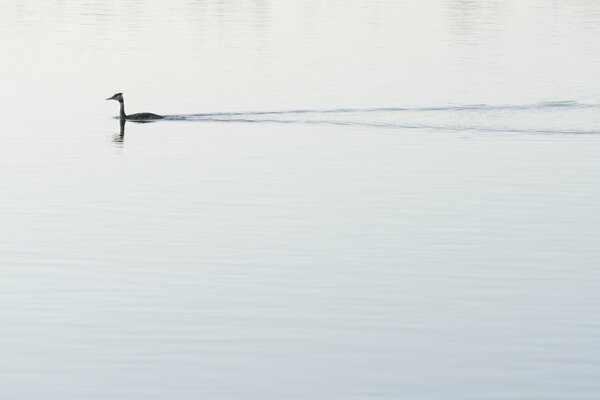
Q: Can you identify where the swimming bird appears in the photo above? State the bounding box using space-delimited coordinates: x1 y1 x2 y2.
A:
106 93 164 120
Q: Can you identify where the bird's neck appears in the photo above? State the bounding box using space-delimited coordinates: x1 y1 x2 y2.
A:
119 100 126 119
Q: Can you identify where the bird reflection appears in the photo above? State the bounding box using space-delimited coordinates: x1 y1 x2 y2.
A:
112 118 126 143
112 117 160 145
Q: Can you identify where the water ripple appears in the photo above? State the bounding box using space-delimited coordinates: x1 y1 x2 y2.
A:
162 101 600 134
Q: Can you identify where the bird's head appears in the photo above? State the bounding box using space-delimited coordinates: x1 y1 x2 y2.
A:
106 92 124 102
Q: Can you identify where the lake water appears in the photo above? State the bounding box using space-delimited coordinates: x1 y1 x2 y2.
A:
1 1 600 399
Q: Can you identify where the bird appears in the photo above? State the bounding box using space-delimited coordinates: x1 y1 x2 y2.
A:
106 92 164 120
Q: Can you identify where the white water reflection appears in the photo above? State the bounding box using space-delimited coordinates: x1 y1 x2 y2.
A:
1 1 600 399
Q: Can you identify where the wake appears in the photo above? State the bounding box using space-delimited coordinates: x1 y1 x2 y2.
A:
162 101 600 134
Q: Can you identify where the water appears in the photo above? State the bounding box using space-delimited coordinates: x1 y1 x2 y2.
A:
1 1 600 399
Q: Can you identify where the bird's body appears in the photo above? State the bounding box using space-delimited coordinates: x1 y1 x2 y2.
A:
106 93 164 120
125 112 164 120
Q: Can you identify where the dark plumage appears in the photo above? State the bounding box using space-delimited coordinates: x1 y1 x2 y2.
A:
125 112 164 120
106 93 164 120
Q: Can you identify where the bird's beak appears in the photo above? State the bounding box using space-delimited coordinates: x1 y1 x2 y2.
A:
106 97 113 100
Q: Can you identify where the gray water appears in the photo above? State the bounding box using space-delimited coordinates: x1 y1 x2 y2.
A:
2 1 600 399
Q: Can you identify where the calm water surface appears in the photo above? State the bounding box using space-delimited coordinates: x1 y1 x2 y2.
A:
1 1 600 399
